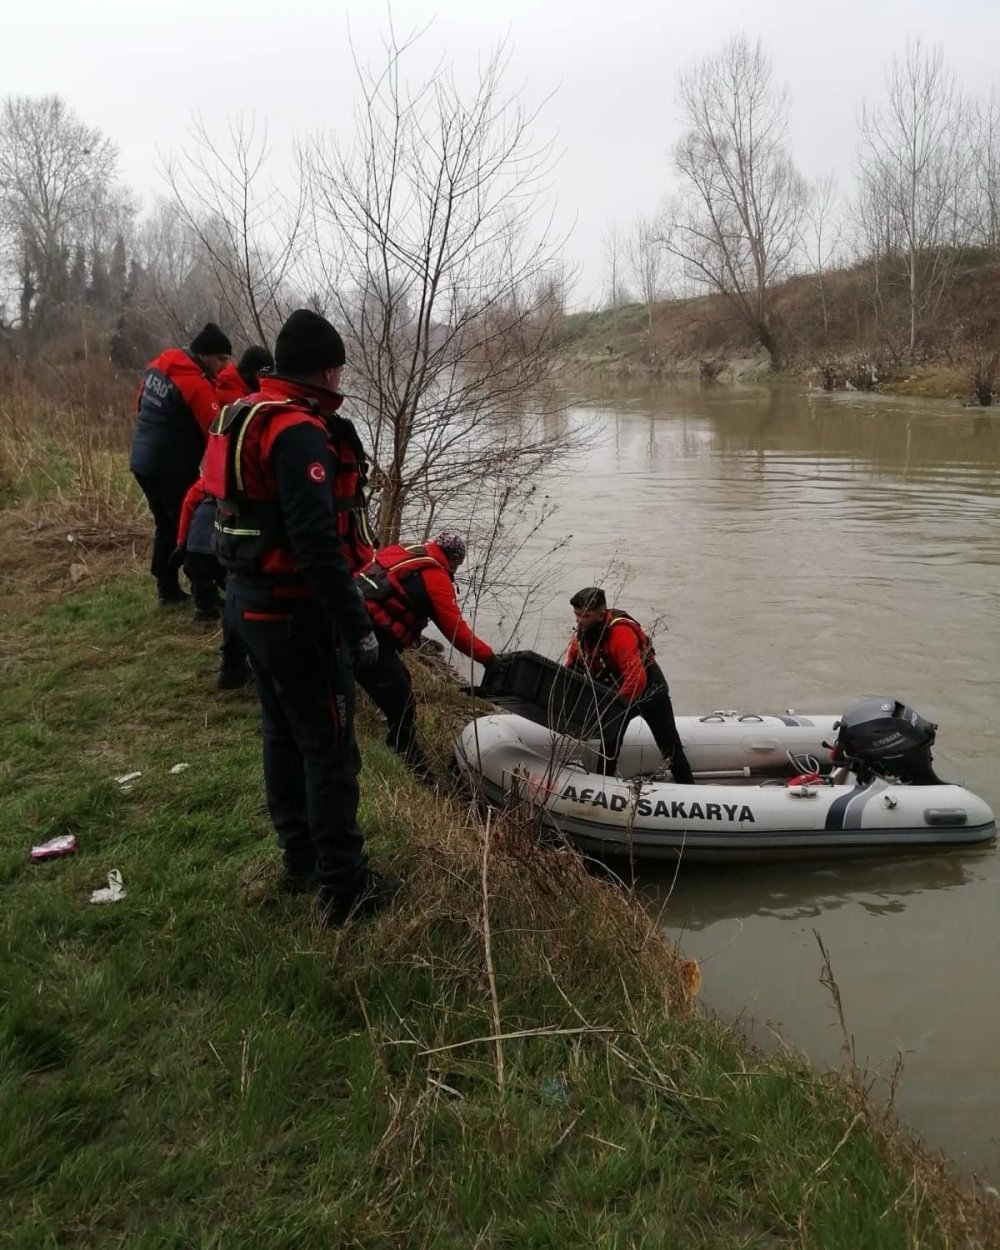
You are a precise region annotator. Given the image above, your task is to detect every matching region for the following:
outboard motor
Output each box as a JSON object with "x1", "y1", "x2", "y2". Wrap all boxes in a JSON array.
[{"x1": 832, "y1": 698, "x2": 942, "y2": 784}]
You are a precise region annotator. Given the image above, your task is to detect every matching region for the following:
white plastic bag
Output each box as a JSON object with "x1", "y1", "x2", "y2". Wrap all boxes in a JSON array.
[{"x1": 90, "y1": 870, "x2": 126, "y2": 904}]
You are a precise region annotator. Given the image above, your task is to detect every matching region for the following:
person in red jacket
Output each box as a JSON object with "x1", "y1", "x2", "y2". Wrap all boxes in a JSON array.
[
  {"x1": 204, "y1": 307, "x2": 392, "y2": 928},
  {"x1": 130, "y1": 322, "x2": 231, "y2": 604},
  {"x1": 356, "y1": 532, "x2": 499, "y2": 780},
  {"x1": 174, "y1": 344, "x2": 274, "y2": 656},
  {"x1": 564, "y1": 586, "x2": 695, "y2": 783},
  {"x1": 214, "y1": 344, "x2": 275, "y2": 403}
]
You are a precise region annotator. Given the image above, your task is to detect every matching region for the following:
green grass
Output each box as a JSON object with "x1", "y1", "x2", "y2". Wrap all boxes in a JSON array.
[{"x1": 2, "y1": 573, "x2": 996, "y2": 1247}]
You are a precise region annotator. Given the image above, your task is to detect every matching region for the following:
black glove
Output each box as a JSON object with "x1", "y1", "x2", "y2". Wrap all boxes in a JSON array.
[
  {"x1": 481, "y1": 654, "x2": 506, "y2": 682},
  {"x1": 167, "y1": 545, "x2": 186, "y2": 573},
  {"x1": 350, "y1": 631, "x2": 380, "y2": 670}
]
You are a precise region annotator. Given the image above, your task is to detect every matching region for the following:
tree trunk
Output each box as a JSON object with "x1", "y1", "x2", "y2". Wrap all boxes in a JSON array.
[
  {"x1": 756, "y1": 321, "x2": 783, "y2": 371},
  {"x1": 376, "y1": 472, "x2": 406, "y2": 546}
]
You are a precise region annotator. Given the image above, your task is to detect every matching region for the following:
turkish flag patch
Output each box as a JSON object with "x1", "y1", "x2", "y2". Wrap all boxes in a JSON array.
[{"x1": 307, "y1": 461, "x2": 327, "y2": 483}]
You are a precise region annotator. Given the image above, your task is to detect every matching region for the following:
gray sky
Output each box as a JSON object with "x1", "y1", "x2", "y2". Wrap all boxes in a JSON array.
[{"x1": 6, "y1": 0, "x2": 999, "y2": 305}]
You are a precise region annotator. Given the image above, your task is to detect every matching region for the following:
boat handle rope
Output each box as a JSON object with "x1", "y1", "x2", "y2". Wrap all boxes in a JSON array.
[{"x1": 698, "y1": 711, "x2": 766, "y2": 722}]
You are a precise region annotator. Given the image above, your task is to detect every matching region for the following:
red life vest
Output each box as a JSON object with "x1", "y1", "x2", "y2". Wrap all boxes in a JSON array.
[
  {"x1": 203, "y1": 392, "x2": 375, "y2": 581},
  {"x1": 573, "y1": 609, "x2": 656, "y2": 689},
  {"x1": 357, "y1": 544, "x2": 448, "y2": 648}
]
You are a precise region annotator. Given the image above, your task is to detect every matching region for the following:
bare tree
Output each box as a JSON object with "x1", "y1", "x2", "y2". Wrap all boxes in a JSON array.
[
  {"x1": 136, "y1": 199, "x2": 224, "y2": 341},
  {"x1": 969, "y1": 91, "x2": 1000, "y2": 254},
  {"x1": 0, "y1": 95, "x2": 119, "y2": 336},
  {"x1": 625, "y1": 216, "x2": 664, "y2": 364},
  {"x1": 305, "y1": 27, "x2": 580, "y2": 547},
  {"x1": 163, "y1": 116, "x2": 304, "y2": 345},
  {"x1": 858, "y1": 39, "x2": 968, "y2": 357},
  {"x1": 803, "y1": 172, "x2": 842, "y2": 341},
  {"x1": 602, "y1": 223, "x2": 627, "y2": 346},
  {"x1": 661, "y1": 36, "x2": 807, "y2": 370}
]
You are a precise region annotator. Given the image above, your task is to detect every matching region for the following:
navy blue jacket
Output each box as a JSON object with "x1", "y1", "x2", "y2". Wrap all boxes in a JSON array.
[{"x1": 129, "y1": 348, "x2": 221, "y2": 483}]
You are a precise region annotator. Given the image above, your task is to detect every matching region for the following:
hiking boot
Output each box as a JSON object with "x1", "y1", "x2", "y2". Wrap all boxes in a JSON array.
[
  {"x1": 317, "y1": 870, "x2": 401, "y2": 930},
  {"x1": 409, "y1": 761, "x2": 438, "y2": 787},
  {"x1": 217, "y1": 662, "x2": 253, "y2": 691},
  {"x1": 244, "y1": 867, "x2": 317, "y2": 905},
  {"x1": 282, "y1": 870, "x2": 318, "y2": 896},
  {"x1": 157, "y1": 583, "x2": 190, "y2": 606}
]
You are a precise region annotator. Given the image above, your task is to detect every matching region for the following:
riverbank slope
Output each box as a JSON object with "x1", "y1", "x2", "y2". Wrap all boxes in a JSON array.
[
  {"x1": 2, "y1": 447, "x2": 999, "y2": 1245},
  {"x1": 559, "y1": 254, "x2": 1000, "y2": 402}
]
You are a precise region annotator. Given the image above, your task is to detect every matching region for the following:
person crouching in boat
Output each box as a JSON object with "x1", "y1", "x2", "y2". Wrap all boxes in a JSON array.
[{"x1": 564, "y1": 587, "x2": 695, "y2": 784}]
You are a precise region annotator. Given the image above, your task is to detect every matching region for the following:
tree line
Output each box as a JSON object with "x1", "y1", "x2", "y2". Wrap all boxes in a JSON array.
[
  {"x1": 602, "y1": 35, "x2": 1000, "y2": 375},
  {"x1": 4, "y1": 29, "x2": 995, "y2": 488}
]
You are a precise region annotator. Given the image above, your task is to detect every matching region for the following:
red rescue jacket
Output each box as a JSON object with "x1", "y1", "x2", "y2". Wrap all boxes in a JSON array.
[
  {"x1": 203, "y1": 376, "x2": 376, "y2": 589},
  {"x1": 564, "y1": 609, "x2": 655, "y2": 701},
  {"x1": 177, "y1": 476, "x2": 209, "y2": 546},
  {"x1": 214, "y1": 361, "x2": 253, "y2": 404},
  {"x1": 358, "y1": 541, "x2": 495, "y2": 663}
]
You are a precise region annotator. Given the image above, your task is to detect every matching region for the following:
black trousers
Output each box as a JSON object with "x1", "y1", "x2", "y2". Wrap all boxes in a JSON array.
[
  {"x1": 233, "y1": 595, "x2": 367, "y2": 893},
  {"x1": 219, "y1": 581, "x2": 249, "y2": 674},
  {"x1": 601, "y1": 663, "x2": 695, "y2": 784},
  {"x1": 354, "y1": 644, "x2": 429, "y2": 774},
  {"x1": 133, "y1": 472, "x2": 192, "y2": 587},
  {"x1": 183, "y1": 551, "x2": 226, "y2": 614}
]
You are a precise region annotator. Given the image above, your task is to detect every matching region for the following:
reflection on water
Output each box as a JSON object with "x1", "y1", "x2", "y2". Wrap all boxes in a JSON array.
[
  {"x1": 649, "y1": 849, "x2": 986, "y2": 929},
  {"x1": 474, "y1": 381, "x2": 1000, "y2": 1180}
]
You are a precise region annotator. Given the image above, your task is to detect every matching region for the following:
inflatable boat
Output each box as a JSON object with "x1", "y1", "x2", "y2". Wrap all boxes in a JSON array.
[{"x1": 455, "y1": 690, "x2": 996, "y2": 861}]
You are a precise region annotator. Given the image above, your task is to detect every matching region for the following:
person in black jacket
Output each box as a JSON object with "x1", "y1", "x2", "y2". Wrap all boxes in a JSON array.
[
  {"x1": 205, "y1": 309, "x2": 396, "y2": 928},
  {"x1": 129, "y1": 322, "x2": 231, "y2": 604}
]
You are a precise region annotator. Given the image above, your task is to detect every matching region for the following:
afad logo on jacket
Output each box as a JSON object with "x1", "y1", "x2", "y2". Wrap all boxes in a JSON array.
[
  {"x1": 560, "y1": 784, "x2": 755, "y2": 823},
  {"x1": 307, "y1": 461, "x2": 327, "y2": 483}
]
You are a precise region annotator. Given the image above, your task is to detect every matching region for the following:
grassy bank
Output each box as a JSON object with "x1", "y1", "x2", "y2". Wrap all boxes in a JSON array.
[
  {"x1": 1, "y1": 562, "x2": 998, "y2": 1245},
  {"x1": 2, "y1": 385, "x2": 999, "y2": 1245}
]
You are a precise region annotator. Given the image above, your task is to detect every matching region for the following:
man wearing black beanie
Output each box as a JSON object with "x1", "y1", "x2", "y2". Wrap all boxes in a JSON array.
[
  {"x1": 204, "y1": 308, "x2": 396, "y2": 928},
  {"x1": 130, "y1": 321, "x2": 233, "y2": 605},
  {"x1": 215, "y1": 343, "x2": 274, "y2": 403}
]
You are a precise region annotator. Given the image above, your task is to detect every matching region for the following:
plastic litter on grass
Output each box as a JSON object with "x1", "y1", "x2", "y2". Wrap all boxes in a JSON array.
[
  {"x1": 30, "y1": 834, "x2": 78, "y2": 861},
  {"x1": 89, "y1": 870, "x2": 126, "y2": 904}
]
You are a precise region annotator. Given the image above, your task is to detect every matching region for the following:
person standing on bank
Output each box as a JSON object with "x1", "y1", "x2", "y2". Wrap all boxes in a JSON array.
[
  {"x1": 564, "y1": 587, "x2": 695, "y2": 784},
  {"x1": 173, "y1": 345, "x2": 275, "y2": 690},
  {"x1": 356, "y1": 531, "x2": 500, "y2": 781},
  {"x1": 214, "y1": 344, "x2": 275, "y2": 404},
  {"x1": 204, "y1": 308, "x2": 395, "y2": 927},
  {"x1": 130, "y1": 322, "x2": 231, "y2": 605}
]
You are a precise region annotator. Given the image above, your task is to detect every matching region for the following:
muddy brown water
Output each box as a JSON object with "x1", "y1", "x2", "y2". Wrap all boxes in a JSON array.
[{"x1": 470, "y1": 381, "x2": 1000, "y2": 1180}]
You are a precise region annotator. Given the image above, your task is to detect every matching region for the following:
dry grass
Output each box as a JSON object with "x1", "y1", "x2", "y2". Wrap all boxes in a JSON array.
[{"x1": 560, "y1": 253, "x2": 1000, "y2": 392}]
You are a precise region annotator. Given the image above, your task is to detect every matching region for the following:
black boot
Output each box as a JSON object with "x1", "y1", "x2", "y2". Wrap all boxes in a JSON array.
[
  {"x1": 282, "y1": 871, "x2": 318, "y2": 895},
  {"x1": 404, "y1": 745, "x2": 436, "y2": 786},
  {"x1": 217, "y1": 626, "x2": 251, "y2": 689},
  {"x1": 671, "y1": 750, "x2": 696, "y2": 786},
  {"x1": 157, "y1": 579, "x2": 189, "y2": 606},
  {"x1": 217, "y1": 659, "x2": 253, "y2": 691},
  {"x1": 317, "y1": 870, "x2": 401, "y2": 930}
]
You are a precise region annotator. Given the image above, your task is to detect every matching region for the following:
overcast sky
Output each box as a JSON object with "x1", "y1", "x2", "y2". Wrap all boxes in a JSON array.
[{"x1": 6, "y1": 0, "x2": 999, "y2": 306}]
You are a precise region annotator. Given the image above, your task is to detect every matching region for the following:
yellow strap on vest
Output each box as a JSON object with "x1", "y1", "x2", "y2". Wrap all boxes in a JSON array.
[{"x1": 230, "y1": 400, "x2": 299, "y2": 495}]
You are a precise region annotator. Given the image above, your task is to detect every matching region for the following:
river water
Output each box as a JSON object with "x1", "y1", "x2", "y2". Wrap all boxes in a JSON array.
[{"x1": 477, "y1": 381, "x2": 1000, "y2": 1180}]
